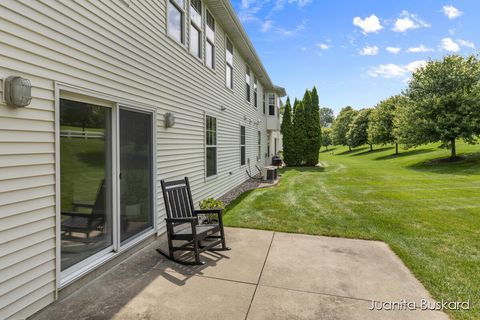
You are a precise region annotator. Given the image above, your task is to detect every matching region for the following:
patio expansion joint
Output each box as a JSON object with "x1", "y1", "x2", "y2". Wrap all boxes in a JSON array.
[{"x1": 244, "y1": 230, "x2": 276, "y2": 320}]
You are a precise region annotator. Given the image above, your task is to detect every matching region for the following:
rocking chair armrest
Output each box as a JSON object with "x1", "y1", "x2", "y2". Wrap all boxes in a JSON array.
[
  {"x1": 61, "y1": 211, "x2": 93, "y2": 218},
  {"x1": 193, "y1": 209, "x2": 223, "y2": 215},
  {"x1": 165, "y1": 217, "x2": 198, "y2": 224}
]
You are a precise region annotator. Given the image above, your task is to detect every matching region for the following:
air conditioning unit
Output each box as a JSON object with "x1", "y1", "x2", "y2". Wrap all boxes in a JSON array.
[{"x1": 262, "y1": 166, "x2": 277, "y2": 181}]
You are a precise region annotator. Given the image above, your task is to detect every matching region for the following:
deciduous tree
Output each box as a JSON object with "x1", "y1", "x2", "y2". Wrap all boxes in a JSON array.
[
  {"x1": 368, "y1": 95, "x2": 401, "y2": 154},
  {"x1": 332, "y1": 106, "x2": 358, "y2": 150},
  {"x1": 321, "y1": 127, "x2": 332, "y2": 150},
  {"x1": 395, "y1": 55, "x2": 480, "y2": 158},
  {"x1": 347, "y1": 108, "x2": 373, "y2": 150},
  {"x1": 319, "y1": 107, "x2": 335, "y2": 127}
]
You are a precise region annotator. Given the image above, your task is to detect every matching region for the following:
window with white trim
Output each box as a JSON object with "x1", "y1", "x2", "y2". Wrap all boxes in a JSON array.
[
  {"x1": 167, "y1": 0, "x2": 185, "y2": 44},
  {"x1": 206, "y1": 115, "x2": 217, "y2": 177},
  {"x1": 269, "y1": 93, "x2": 275, "y2": 116},
  {"x1": 189, "y1": 0, "x2": 202, "y2": 58},
  {"x1": 253, "y1": 76, "x2": 258, "y2": 108},
  {"x1": 226, "y1": 38, "x2": 233, "y2": 89},
  {"x1": 240, "y1": 126, "x2": 246, "y2": 166},
  {"x1": 205, "y1": 10, "x2": 215, "y2": 69},
  {"x1": 246, "y1": 66, "x2": 251, "y2": 102},
  {"x1": 263, "y1": 91, "x2": 266, "y2": 114}
]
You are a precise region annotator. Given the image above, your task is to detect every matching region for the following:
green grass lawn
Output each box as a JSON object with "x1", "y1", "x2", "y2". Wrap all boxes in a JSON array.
[{"x1": 224, "y1": 142, "x2": 480, "y2": 320}]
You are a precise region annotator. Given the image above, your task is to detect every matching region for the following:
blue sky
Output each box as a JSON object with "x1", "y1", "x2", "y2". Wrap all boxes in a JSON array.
[{"x1": 231, "y1": 0, "x2": 479, "y2": 114}]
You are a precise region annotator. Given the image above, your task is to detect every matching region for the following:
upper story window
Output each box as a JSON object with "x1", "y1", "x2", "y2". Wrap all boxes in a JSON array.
[
  {"x1": 253, "y1": 76, "x2": 258, "y2": 108},
  {"x1": 263, "y1": 91, "x2": 266, "y2": 114},
  {"x1": 240, "y1": 125, "x2": 246, "y2": 165},
  {"x1": 269, "y1": 93, "x2": 275, "y2": 116},
  {"x1": 246, "y1": 66, "x2": 251, "y2": 102},
  {"x1": 205, "y1": 10, "x2": 215, "y2": 69},
  {"x1": 189, "y1": 0, "x2": 202, "y2": 59},
  {"x1": 206, "y1": 115, "x2": 217, "y2": 177},
  {"x1": 167, "y1": 0, "x2": 185, "y2": 44},
  {"x1": 225, "y1": 38, "x2": 234, "y2": 89}
]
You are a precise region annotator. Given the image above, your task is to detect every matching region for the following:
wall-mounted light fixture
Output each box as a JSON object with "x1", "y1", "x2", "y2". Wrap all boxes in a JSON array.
[
  {"x1": 4, "y1": 76, "x2": 32, "y2": 108},
  {"x1": 220, "y1": 105, "x2": 227, "y2": 111},
  {"x1": 164, "y1": 112, "x2": 175, "y2": 128}
]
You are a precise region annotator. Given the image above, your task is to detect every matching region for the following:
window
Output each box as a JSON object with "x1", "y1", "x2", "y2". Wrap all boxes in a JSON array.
[
  {"x1": 253, "y1": 76, "x2": 258, "y2": 108},
  {"x1": 257, "y1": 131, "x2": 261, "y2": 160},
  {"x1": 226, "y1": 38, "x2": 233, "y2": 89},
  {"x1": 246, "y1": 66, "x2": 251, "y2": 102},
  {"x1": 189, "y1": 0, "x2": 202, "y2": 58},
  {"x1": 206, "y1": 9, "x2": 215, "y2": 31},
  {"x1": 269, "y1": 93, "x2": 275, "y2": 116},
  {"x1": 167, "y1": 0, "x2": 184, "y2": 44},
  {"x1": 206, "y1": 115, "x2": 217, "y2": 177},
  {"x1": 240, "y1": 126, "x2": 246, "y2": 165},
  {"x1": 263, "y1": 92, "x2": 266, "y2": 114},
  {"x1": 189, "y1": 24, "x2": 201, "y2": 58},
  {"x1": 206, "y1": 41, "x2": 214, "y2": 69},
  {"x1": 206, "y1": 10, "x2": 215, "y2": 69}
]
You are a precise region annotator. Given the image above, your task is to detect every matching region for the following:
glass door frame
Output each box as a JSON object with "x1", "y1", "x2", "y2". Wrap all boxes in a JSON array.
[
  {"x1": 116, "y1": 105, "x2": 156, "y2": 248},
  {"x1": 55, "y1": 84, "x2": 157, "y2": 289}
]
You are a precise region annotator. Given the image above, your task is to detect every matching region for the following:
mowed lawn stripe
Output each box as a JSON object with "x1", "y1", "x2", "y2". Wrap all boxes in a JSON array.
[{"x1": 224, "y1": 142, "x2": 480, "y2": 320}]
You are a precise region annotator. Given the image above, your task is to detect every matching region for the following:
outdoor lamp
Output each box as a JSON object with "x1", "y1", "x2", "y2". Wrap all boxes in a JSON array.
[
  {"x1": 4, "y1": 75, "x2": 32, "y2": 108},
  {"x1": 164, "y1": 112, "x2": 175, "y2": 128}
]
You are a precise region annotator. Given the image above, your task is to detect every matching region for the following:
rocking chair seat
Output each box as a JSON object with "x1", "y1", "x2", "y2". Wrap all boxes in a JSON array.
[{"x1": 173, "y1": 224, "x2": 220, "y2": 240}]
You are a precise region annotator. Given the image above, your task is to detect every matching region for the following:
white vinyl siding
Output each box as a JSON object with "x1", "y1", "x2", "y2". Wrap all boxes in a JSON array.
[{"x1": 0, "y1": 1, "x2": 274, "y2": 318}]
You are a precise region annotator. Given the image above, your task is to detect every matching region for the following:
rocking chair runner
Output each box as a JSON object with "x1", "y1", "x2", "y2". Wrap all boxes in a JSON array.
[{"x1": 158, "y1": 177, "x2": 230, "y2": 265}]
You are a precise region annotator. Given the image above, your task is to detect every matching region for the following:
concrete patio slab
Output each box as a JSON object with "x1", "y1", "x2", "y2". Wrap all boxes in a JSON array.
[
  {"x1": 112, "y1": 273, "x2": 255, "y2": 320},
  {"x1": 247, "y1": 285, "x2": 449, "y2": 320},
  {"x1": 154, "y1": 227, "x2": 274, "y2": 284},
  {"x1": 260, "y1": 232, "x2": 437, "y2": 304},
  {"x1": 31, "y1": 228, "x2": 450, "y2": 320}
]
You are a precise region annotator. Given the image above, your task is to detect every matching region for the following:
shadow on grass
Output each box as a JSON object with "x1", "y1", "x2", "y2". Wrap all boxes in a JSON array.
[
  {"x1": 408, "y1": 152, "x2": 480, "y2": 175},
  {"x1": 278, "y1": 166, "x2": 326, "y2": 174},
  {"x1": 374, "y1": 148, "x2": 434, "y2": 161},
  {"x1": 336, "y1": 147, "x2": 368, "y2": 156},
  {"x1": 224, "y1": 189, "x2": 256, "y2": 214},
  {"x1": 320, "y1": 147, "x2": 337, "y2": 153},
  {"x1": 351, "y1": 146, "x2": 393, "y2": 157},
  {"x1": 77, "y1": 150, "x2": 104, "y2": 167}
]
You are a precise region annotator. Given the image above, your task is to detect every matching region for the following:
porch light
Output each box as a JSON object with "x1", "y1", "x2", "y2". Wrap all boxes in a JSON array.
[
  {"x1": 4, "y1": 75, "x2": 32, "y2": 108},
  {"x1": 164, "y1": 112, "x2": 175, "y2": 128}
]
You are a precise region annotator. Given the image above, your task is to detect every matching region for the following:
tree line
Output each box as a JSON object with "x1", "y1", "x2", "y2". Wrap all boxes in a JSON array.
[
  {"x1": 327, "y1": 54, "x2": 480, "y2": 159},
  {"x1": 281, "y1": 87, "x2": 322, "y2": 166}
]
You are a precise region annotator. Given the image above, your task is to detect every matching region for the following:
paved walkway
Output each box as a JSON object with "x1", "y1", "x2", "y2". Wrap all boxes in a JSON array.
[{"x1": 33, "y1": 228, "x2": 449, "y2": 320}]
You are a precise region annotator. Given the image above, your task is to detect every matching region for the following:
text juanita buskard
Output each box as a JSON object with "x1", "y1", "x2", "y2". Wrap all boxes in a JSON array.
[{"x1": 369, "y1": 299, "x2": 470, "y2": 311}]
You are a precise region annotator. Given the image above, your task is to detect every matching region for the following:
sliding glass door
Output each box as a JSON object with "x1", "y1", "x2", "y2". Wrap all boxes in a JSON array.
[
  {"x1": 60, "y1": 98, "x2": 154, "y2": 275},
  {"x1": 60, "y1": 99, "x2": 113, "y2": 271},
  {"x1": 119, "y1": 109, "x2": 154, "y2": 243}
]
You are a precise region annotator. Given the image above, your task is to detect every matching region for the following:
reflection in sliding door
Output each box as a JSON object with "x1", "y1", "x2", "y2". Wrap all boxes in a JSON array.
[
  {"x1": 119, "y1": 109, "x2": 153, "y2": 243},
  {"x1": 60, "y1": 99, "x2": 113, "y2": 271}
]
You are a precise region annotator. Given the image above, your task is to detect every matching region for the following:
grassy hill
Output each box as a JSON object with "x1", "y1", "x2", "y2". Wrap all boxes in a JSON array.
[{"x1": 224, "y1": 142, "x2": 480, "y2": 320}]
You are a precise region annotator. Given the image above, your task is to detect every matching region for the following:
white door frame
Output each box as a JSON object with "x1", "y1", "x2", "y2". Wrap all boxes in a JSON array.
[{"x1": 54, "y1": 83, "x2": 158, "y2": 291}]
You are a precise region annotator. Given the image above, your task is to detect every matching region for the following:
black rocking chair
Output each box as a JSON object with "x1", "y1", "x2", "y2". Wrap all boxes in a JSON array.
[{"x1": 157, "y1": 177, "x2": 230, "y2": 265}]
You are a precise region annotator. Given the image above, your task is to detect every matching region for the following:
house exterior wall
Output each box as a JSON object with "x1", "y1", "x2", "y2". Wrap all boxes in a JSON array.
[{"x1": 0, "y1": 1, "x2": 283, "y2": 319}]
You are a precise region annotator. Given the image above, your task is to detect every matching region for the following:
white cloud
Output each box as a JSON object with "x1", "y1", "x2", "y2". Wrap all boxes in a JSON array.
[
  {"x1": 407, "y1": 45, "x2": 433, "y2": 53},
  {"x1": 457, "y1": 39, "x2": 475, "y2": 48},
  {"x1": 392, "y1": 10, "x2": 430, "y2": 32},
  {"x1": 353, "y1": 14, "x2": 383, "y2": 34},
  {"x1": 442, "y1": 5, "x2": 463, "y2": 19},
  {"x1": 359, "y1": 45, "x2": 379, "y2": 56},
  {"x1": 369, "y1": 60, "x2": 426, "y2": 78},
  {"x1": 274, "y1": 0, "x2": 312, "y2": 10},
  {"x1": 317, "y1": 43, "x2": 330, "y2": 50},
  {"x1": 261, "y1": 20, "x2": 273, "y2": 32},
  {"x1": 386, "y1": 47, "x2": 401, "y2": 54},
  {"x1": 277, "y1": 19, "x2": 308, "y2": 36},
  {"x1": 405, "y1": 60, "x2": 427, "y2": 72},
  {"x1": 440, "y1": 37, "x2": 460, "y2": 52},
  {"x1": 289, "y1": 0, "x2": 312, "y2": 7}
]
